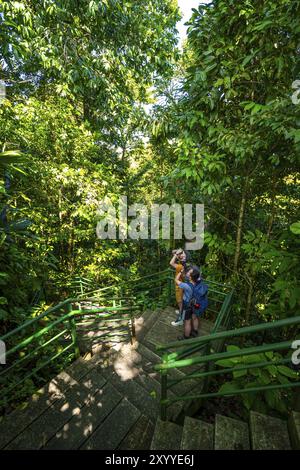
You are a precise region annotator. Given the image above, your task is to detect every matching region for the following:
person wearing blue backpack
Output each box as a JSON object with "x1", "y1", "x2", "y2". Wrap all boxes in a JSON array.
[{"x1": 175, "y1": 265, "x2": 208, "y2": 340}]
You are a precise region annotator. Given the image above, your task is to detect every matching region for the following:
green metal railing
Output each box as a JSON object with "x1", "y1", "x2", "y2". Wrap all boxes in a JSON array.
[
  {"x1": 75, "y1": 270, "x2": 173, "y2": 300},
  {"x1": 0, "y1": 269, "x2": 173, "y2": 412},
  {"x1": 155, "y1": 313, "x2": 300, "y2": 420},
  {"x1": 67, "y1": 276, "x2": 97, "y2": 296},
  {"x1": 0, "y1": 301, "x2": 136, "y2": 409},
  {"x1": 0, "y1": 269, "x2": 236, "y2": 414}
]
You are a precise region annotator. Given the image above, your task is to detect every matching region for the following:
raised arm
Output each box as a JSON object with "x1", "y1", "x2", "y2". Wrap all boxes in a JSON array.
[
  {"x1": 170, "y1": 252, "x2": 178, "y2": 269},
  {"x1": 175, "y1": 269, "x2": 184, "y2": 286},
  {"x1": 170, "y1": 248, "x2": 182, "y2": 269}
]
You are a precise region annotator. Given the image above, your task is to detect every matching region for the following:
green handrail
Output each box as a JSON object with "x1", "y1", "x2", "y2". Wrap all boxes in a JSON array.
[
  {"x1": 76, "y1": 269, "x2": 171, "y2": 299},
  {"x1": 0, "y1": 304, "x2": 137, "y2": 398},
  {"x1": 156, "y1": 314, "x2": 300, "y2": 355},
  {"x1": 0, "y1": 297, "x2": 133, "y2": 342},
  {"x1": 156, "y1": 339, "x2": 295, "y2": 371},
  {"x1": 161, "y1": 381, "x2": 300, "y2": 405},
  {"x1": 166, "y1": 357, "x2": 292, "y2": 388},
  {"x1": 0, "y1": 268, "x2": 233, "y2": 414},
  {"x1": 5, "y1": 306, "x2": 136, "y2": 358},
  {"x1": 0, "y1": 269, "x2": 173, "y2": 411},
  {"x1": 156, "y1": 313, "x2": 300, "y2": 419}
]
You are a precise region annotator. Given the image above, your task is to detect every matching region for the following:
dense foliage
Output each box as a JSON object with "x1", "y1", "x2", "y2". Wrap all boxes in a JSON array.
[
  {"x1": 151, "y1": 0, "x2": 300, "y2": 414},
  {"x1": 0, "y1": 0, "x2": 180, "y2": 331},
  {"x1": 153, "y1": 0, "x2": 300, "y2": 325}
]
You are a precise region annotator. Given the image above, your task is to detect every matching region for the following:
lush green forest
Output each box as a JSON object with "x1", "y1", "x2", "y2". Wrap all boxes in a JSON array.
[{"x1": 0, "y1": 0, "x2": 300, "y2": 417}]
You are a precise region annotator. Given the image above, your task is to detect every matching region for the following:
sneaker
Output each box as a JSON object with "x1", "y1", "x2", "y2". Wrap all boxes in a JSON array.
[
  {"x1": 190, "y1": 329, "x2": 199, "y2": 338},
  {"x1": 171, "y1": 317, "x2": 184, "y2": 327}
]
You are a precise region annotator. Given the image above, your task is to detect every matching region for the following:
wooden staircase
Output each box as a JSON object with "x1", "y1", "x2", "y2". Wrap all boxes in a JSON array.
[
  {"x1": 0, "y1": 305, "x2": 298, "y2": 450},
  {"x1": 151, "y1": 410, "x2": 300, "y2": 450}
]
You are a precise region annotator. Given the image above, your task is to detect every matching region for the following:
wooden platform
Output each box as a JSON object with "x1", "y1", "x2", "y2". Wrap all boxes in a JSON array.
[{"x1": 143, "y1": 306, "x2": 213, "y2": 347}]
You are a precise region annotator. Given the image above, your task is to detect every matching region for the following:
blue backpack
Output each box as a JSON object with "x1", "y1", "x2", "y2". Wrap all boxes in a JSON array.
[{"x1": 190, "y1": 280, "x2": 208, "y2": 315}]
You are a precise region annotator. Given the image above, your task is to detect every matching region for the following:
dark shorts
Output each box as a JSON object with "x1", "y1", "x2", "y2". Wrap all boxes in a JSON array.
[{"x1": 184, "y1": 307, "x2": 204, "y2": 321}]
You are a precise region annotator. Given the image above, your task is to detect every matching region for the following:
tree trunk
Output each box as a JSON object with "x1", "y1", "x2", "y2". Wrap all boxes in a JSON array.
[
  {"x1": 68, "y1": 223, "x2": 75, "y2": 273},
  {"x1": 83, "y1": 99, "x2": 90, "y2": 121},
  {"x1": 245, "y1": 278, "x2": 254, "y2": 324},
  {"x1": 233, "y1": 177, "x2": 249, "y2": 273},
  {"x1": 223, "y1": 209, "x2": 229, "y2": 235},
  {"x1": 266, "y1": 181, "x2": 278, "y2": 241},
  {"x1": 58, "y1": 187, "x2": 64, "y2": 264}
]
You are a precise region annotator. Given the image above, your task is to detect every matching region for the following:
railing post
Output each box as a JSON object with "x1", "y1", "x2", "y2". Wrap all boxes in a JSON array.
[
  {"x1": 67, "y1": 303, "x2": 80, "y2": 358},
  {"x1": 129, "y1": 302, "x2": 136, "y2": 344},
  {"x1": 202, "y1": 341, "x2": 213, "y2": 394},
  {"x1": 160, "y1": 352, "x2": 169, "y2": 421},
  {"x1": 160, "y1": 369, "x2": 168, "y2": 421},
  {"x1": 292, "y1": 388, "x2": 300, "y2": 411},
  {"x1": 168, "y1": 276, "x2": 172, "y2": 306}
]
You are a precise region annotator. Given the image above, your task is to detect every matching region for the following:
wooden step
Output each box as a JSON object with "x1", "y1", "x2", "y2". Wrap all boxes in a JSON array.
[
  {"x1": 81, "y1": 398, "x2": 141, "y2": 450},
  {"x1": 0, "y1": 353, "x2": 103, "y2": 449},
  {"x1": 131, "y1": 344, "x2": 187, "y2": 422},
  {"x1": 137, "y1": 342, "x2": 184, "y2": 383},
  {"x1": 136, "y1": 341, "x2": 205, "y2": 423},
  {"x1": 181, "y1": 417, "x2": 214, "y2": 450},
  {"x1": 137, "y1": 342, "x2": 202, "y2": 397},
  {"x1": 44, "y1": 382, "x2": 123, "y2": 449},
  {"x1": 157, "y1": 307, "x2": 180, "y2": 327},
  {"x1": 150, "y1": 419, "x2": 183, "y2": 450},
  {"x1": 118, "y1": 414, "x2": 155, "y2": 450},
  {"x1": 288, "y1": 411, "x2": 300, "y2": 450},
  {"x1": 145, "y1": 319, "x2": 182, "y2": 349},
  {"x1": 97, "y1": 363, "x2": 159, "y2": 423},
  {"x1": 87, "y1": 340, "x2": 186, "y2": 424},
  {"x1": 136, "y1": 341, "x2": 162, "y2": 365},
  {"x1": 250, "y1": 411, "x2": 291, "y2": 450},
  {"x1": 5, "y1": 367, "x2": 107, "y2": 449},
  {"x1": 136, "y1": 341, "x2": 204, "y2": 419},
  {"x1": 135, "y1": 308, "x2": 162, "y2": 342},
  {"x1": 215, "y1": 414, "x2": 250, "y2": 450}
]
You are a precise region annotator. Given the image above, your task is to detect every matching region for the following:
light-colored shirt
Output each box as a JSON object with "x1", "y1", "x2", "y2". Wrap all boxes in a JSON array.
[{"x1": 178, "y1": 282, "x2": 193, "y2": 305}]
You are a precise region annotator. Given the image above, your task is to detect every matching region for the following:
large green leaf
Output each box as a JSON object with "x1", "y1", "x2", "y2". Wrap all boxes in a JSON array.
[
  {"x1": 290, "y1": 222, "x2": 300, "y2": 235},
  {"x1": 218, "y1": 382, "x2": 240, "y2": 394},
  {"x1": 0, "y1": 150, "x2": 26, "y2": 166},
  {"x1": 277, "y1": 366, "x2": 298, "y2": 379}
]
